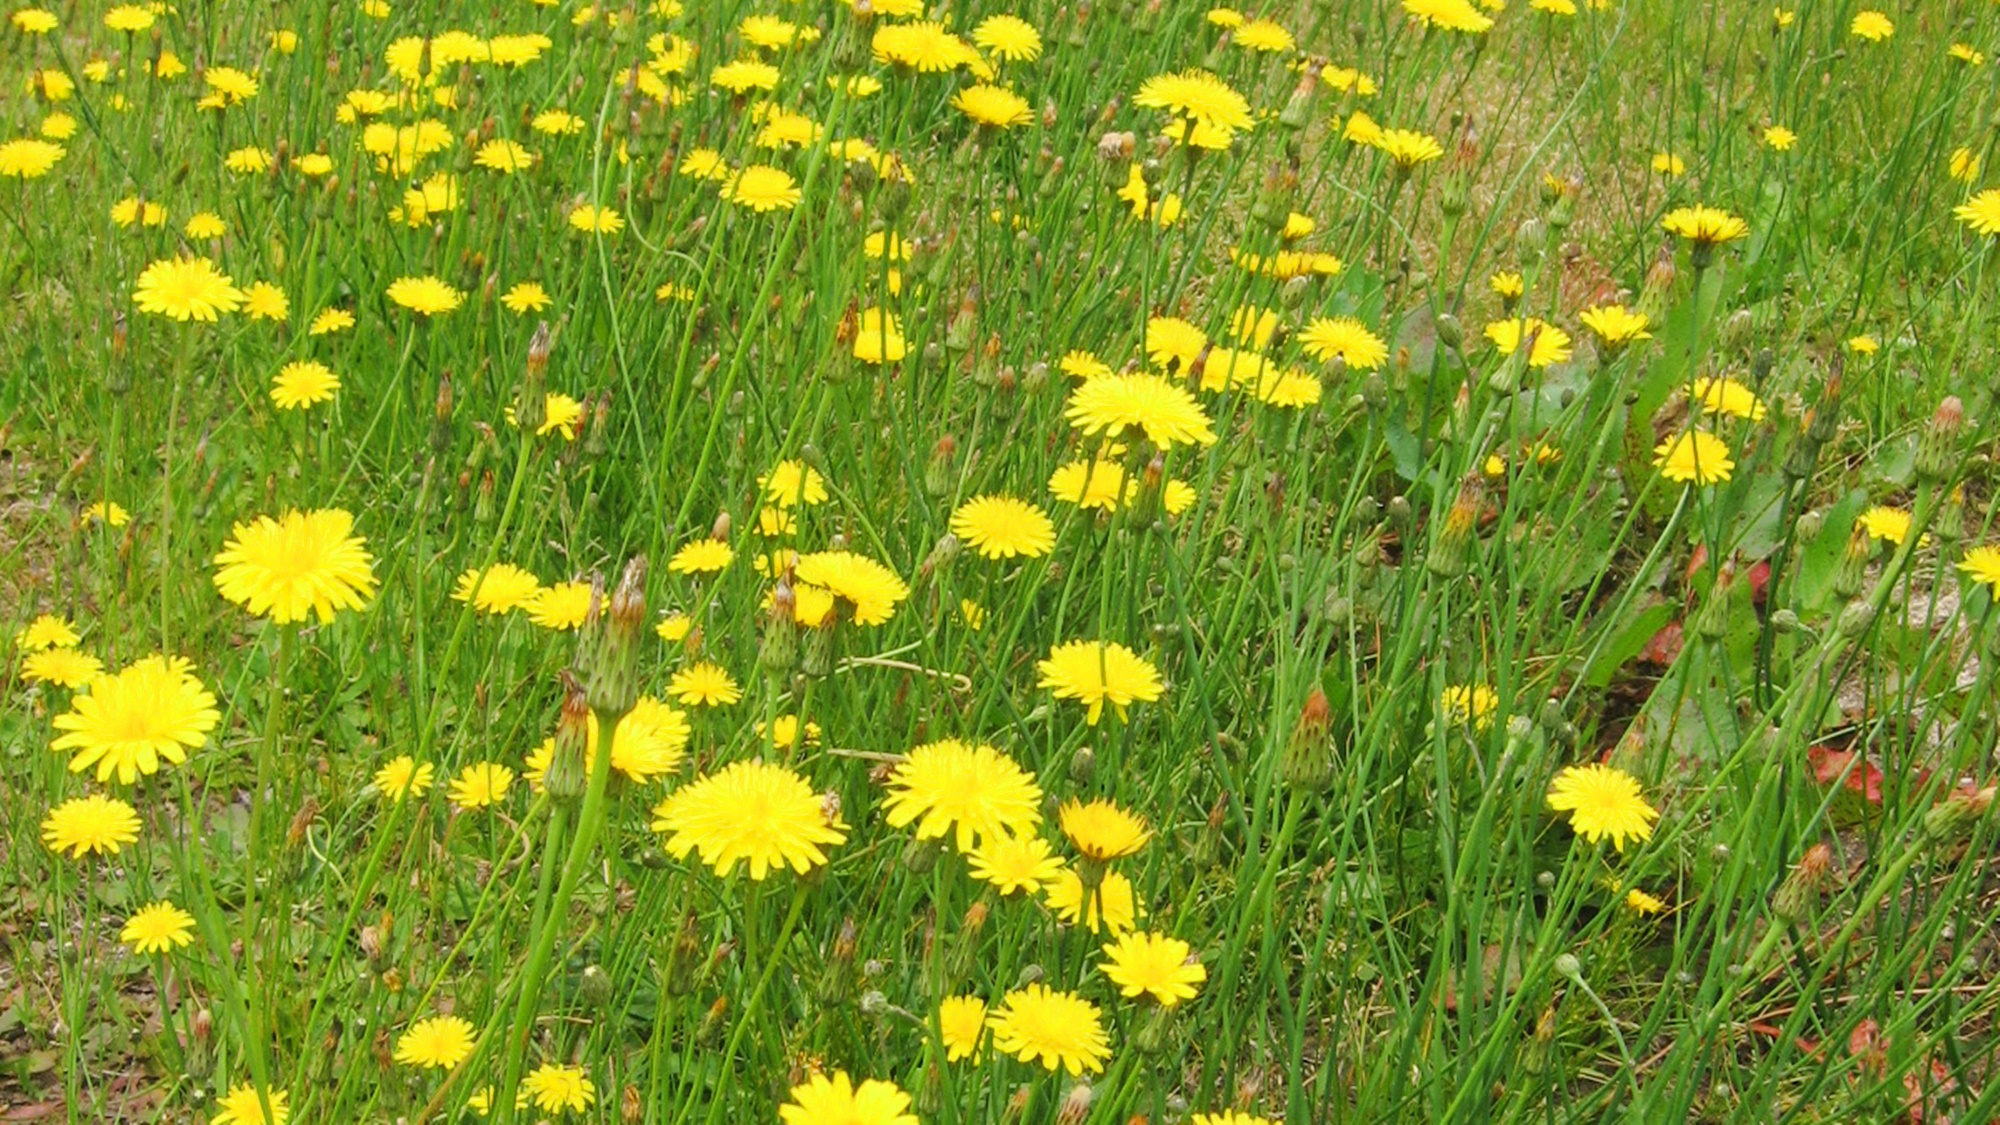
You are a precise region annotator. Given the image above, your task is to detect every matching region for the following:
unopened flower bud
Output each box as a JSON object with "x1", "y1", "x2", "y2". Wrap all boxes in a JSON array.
[
  {"x1": 1771, "y1": 842, "x2": 1832, "y2": 923},
  {"x1": 1915, "y1": 396, "x2": 1964, "y2": 483},
  {"x1": 544, "y1": 673, "x2": 591, "y2": 800},
  {"x1": 1833, "y1": 525, "x2": 1871, "y2": 600},
  {"x1": 1067, "y1": 746, "x2": 1095, "y2": 786},
  {"x1": 1836, "y1": 599, "x2": 1876, "y2": 638},
  {"x1": 517, "y1": 322, "x2": 552, "y2": 433},
  {"x1": 1923, "y1": 785, "x2": 1995, "y2": 845},
  {"x1": 1427, "y1": 475, "x2": 1484, "y2": 578},
  {"x1": 1282, "y1": 688, "x2": 1335, "y2": 793},
  {"x1": 925, "y1": 435, "x2": 957, "y2": 497},
  {"x1": 430, "y1": 375, "x2": 455, "y2": 454}
]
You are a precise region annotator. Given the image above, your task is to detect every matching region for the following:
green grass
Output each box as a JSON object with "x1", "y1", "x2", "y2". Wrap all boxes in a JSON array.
[{"x1": 4, "y1": 0, "x2": 2000, "y2": 1122}]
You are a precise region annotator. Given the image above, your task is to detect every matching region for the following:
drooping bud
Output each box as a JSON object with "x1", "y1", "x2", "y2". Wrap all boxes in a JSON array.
[
  {"x1": 1923, "y1": 785, "x2": 1995, "y2": 846},
  {"x1": 1770, "y1": 842, "x2": 1833, "y2": 923}
]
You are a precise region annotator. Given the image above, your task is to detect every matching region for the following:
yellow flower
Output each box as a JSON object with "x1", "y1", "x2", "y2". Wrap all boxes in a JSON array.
[
  {"x1": 1234, "y1": 17, "x2": 1295, "y2": 50},
  {"x1": 448, "y1": 762, "x2": 515, "y2": 810},
  {"x1": 1300, "y1": 316, "x2": 1388, "y2": 370},
  {"x1": 1625, "y1": 887, "x2": 1668, "y2": 916},
  {"x1": 1847, "y1": 334, "x2": 1879, "y2": 356},
  {"x1": 213, "y1": 509, "x2": 377, "y2": 624},
  {"x1": 1038, "y1": 640, "x2": 1164, "y2": 725},
  {"x1": 476, "y1": 139, "x2": 536, "y2": 173},
  {"x1": 395, "y1": 1015, "x2": 475, "y2": 1070},
  {"x1": 759, "y1": 460, "x2": 828, "y2": 508},
  {"x1": 1954, "y1": 190, "x2": 2000, "y2": 236},
  {"x1": 779, "y1": 1071, "x2": 916, "y2": 1125},
  {"x1": 794, "y1": 550, "x2": 910, "y2": 626},
  {"x1": 1652, "y1": 430, "x2": 1735, "y2": 485},
  {"x1": 15, "y1": 613, "x2": 79, "y2": 650},
  {"x1": 522, "y1": 1063, "x2": 595, "y2": 1114},
  {"x1": 241, "y1": 282, "x2": 288, "y2": 321},
  {"x1": 23, "y1": 648, "x2": 100, "y2": 688},
  {"x1": 501, "y1": 281, "x2": 551, "y2": 313},
  {"x1": 309, "y1": 308, "x2": 356, "y2": 335},
  {"x1": 1402, "y1": 0, "x2": 1493, "y2": 32},
  {"x1": 525, "y1": 581, "x2": 598, "y2": 630},
  {"x1": 11, "y1": 8, "x2": 57, "y2": 33},
  {"x1": 1857, "y1": 506, "x2": 1915, "y2": 546},
  {"x1": 1099, "y1": 930, "x2": 1205, "y2": 1007},
  {"x1": 1439, "y1": 684, "x2": 1499, "y2": 732},
  {"x1": 373, "y1": 755, "x2": 434, "y2": 801},
  {"x1": 271, "y1": 361, "x2": 339, "y2": 410},
  {"x1": 1688, "y1": 376, "x2": 1766, "y2": 421},
  {"x1": 1133, "y1": 69, "x2": 1254, "y2": 135},
  {"x1": 386, "y1": 275, "x2": 464, "y2": 315},
  {"x1": 967, "y1": 832, "x2": 1066, "y2": 895},
  {"x1": 1577, "y1": 305, "x2": 1652, "y2": 349},
  {"x1": 1661, "y1": 205, "x2": 1749, "y2": 246},
  {"x1": 973, "y1": 14, "x2": 1041, "y2": 61},
  {"x1": 52, "y1": 655, "x2": 219, "y2": 784},
  {"x1": 852, "y1": 307, "x2": 908, "y2": 364},
  {"x1": 1045, "y1": 867, "x2": 1140, "y2": 934},
  {"x1": 1059, "y1": 797, "x2": 1151, "y2": 860},
  {"x1": 650, "y1": 759, "x2": 848, "y2": 880},
  {"x1": 525, "y1": 700, "x2": 690, "y2": 788},
  {"x1": 724, "y1": 165, "x2": 801, "y2": 212},
  {"x1": 83, "y1": 501, "x2": 130, "y2": 527},
  {"x1": 1489, "y1": 271, "x2": 1525, "y2": 300},
  {"x1": 1850, "y1": 10, "x2": 1892, "y2": 41},
  {"x1": 133, "y1": 256, "x2": 245, "y2": 322},
  {"x1": 1547, "y1": 762, "x2": 1659, "y2": 852},
  {"x1": 949, "y1": 495, "x2": 1057, "y2": 560},
  {"x1": 42, "y1": 793, "x2": 142, "y2": 858},
  {"x1": 209, "y1": 1085, "x2": 288, "y2": 1125},
  {"x1": 1763, "y1": 125, "x2": 1796, "y2": 151},
  {"x1": 184, "y1": 211, "x2": 227, "y2": 240},
  {"x1": 1375, "y1": 128, "x2": 1444, "y2": 168},
  {"x1": 568, "y1": 204, "x2": 624, "y2": 234},
  {"x1": 1950, "y1": 43, "x2": 1985, "y2": 66},
  {"x1": 1651, "y1": 152, "x2": 1686, "y2": 177},
  {"x1": 882, "y1": 739, "x2": 1043, "y2": 852},
  {"x1": 669, "y1": 538, "x2": 735, "y2": 575},
  {"x1": 655, "y1": 612, "x2": 693, "y2": 641},
  {"x1": 938, "y1": 996, "x2": 989, "y2": 1062},
  {"x1": 1957, "y1": 545, "x2": 2000, "y2": 593},
  {"x1": 669, "y1": 661, "x2": 742, "y2": 707},
  {"x1": 1482, "y1": 318, "x2": 1573, "y2": 368},
  {"x1": 1065, "y1": 373, "x2": 1217, "y2": 449},
  {"x1": 953, "y1": 83, "x2": 1033, "y2": 129},
  {"x1": 986, "y1": 984, "x2": 1112, "y2": 1076},
  {"x1": 119, "y1": 901, "x2": 196, "y2": 954},
  {"x1": 203, "y1": 66, "x2": 258, "y2": 103},
  {"x1": 451, "y1": 563, "x2": 542, "y2": 614}
]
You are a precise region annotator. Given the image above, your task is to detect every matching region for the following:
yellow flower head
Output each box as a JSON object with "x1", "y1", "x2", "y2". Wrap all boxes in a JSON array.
[
  {"x1": 650, "y1": 759, "x2": 848, "y2": 880},
  {"x1": 52, "y1": 655, "x2": 219, "y2": 784},
  {"x1": 42, "y1": 793, "x2": 142, "y2": 858},
  {"x1": 1547, "y1": 762, "x2": 1659, "y2": 852},
  {"x1": 395, "y1": 1015, "x2": 475, "y2": 1070},
  {"x1": 1099, "y1": 930, "x2": 1206, "y2": 1007},
  {"x1": 1058, "y1": 797, "x2": 1151, "y2": 861},
  {"x1": 882, "y1": 739, "x2": 1043, "y2": 852},
  {"x1": 1652, "y1": 430, "x2": 1735, "y2": 485},
  {"x1": 120, "y1": 901, "x2": 196, "y2": 954},
  {"x1": 949, "y1": 495, "x2": 1057, "y2": 560},
  {"x1": 1038, "y1": 640, "x2": 1164, "y2": 724},
  {"x1": 213, "y1": 509, "x2": 377, "y2": 624},
  {"x1": 986, "y1": 984, "x2": 1113, "y2": 1076},
  {"x1": 779, "y1": 1071, "x2": 916, "y2": 1125}
]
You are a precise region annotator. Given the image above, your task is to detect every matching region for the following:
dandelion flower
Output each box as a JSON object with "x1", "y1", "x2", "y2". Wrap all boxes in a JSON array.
[
  {"x1": 1045, "y1": 868, "x2": 1140, "y2": 934},
  {"x1": 184, "y1": 212, "x2": 227, "y2": 239},
  {"x1": 1763, "y1": 125, "x2": 1796, "y2": 151},
  {"x1": 395, "y1": 1016, "x2": 475, "y2": 1070},
  {"x1": 1578, "y1": 305, "x2": 1652, "y2": 349},
  {"x1": 1661, "y1": 205, "x2": 1749, "y2": 247},
  {"x1": 213, "y1": 509, "x2": 376, "y2": 624},
  {"x1": 1954, "y1": 190, "x2": 2000, "y2": 237},
  {"x1": 449, "y1": 762, "x2": 514, "y2": 810},
  {"x1": 760, "y1": 460, "x2": 828, "y2": 508},
  {"x1": 1099, "y1": 930, "x2": 1205, "y2": 1006},
  {"x1": 852, "y1": 307, "x2": 908, "y2": 364},
  {"x1": 42, "y1": 794, "x2": 142, "y2": 858},
  {"x1": 794, "y1": 550, "x2": 910, "y2": 625},
  {"x1": 1483, "y1": 318, "x2": 1573, "y2": 368},
  {"x1": 1299, "y1": 316, "x2": 1388, "y2": 370},
  {"x1": 475, "y1": 139, "x2": 536, "y2": 173},
  {"x1": 650, "y1": 759, "x2": 848, "y2": 880},
  {"x1": 1651, "y1": 152, "x2": 1686, "y2": 177},
  {"x1": 938, "y1": 996, "x2": 989, "y2": 1062},
  {"x1": 386, "y1": 275, "x2": 464, "y2": 315},
  {"x1": 52, "y1": 655, "x2": 218, "y2": 784},
  {"x1": 1653, "y1": 430, "x2": 1735, "y2": 486},
  {"x1": 1440, "y1": 684, "x2": 1499, "y2": 732},
  {"x1": 1133, "y1": 69, "x2": 1253, "y2": 135},
  {"x1": 779, "y1": 1071, "x2": 917, "y2": 1125},
  {"x1": 309, "y1": 308, "x2": 356, "y2": 335},
  {"x1": 950, "y1": 495, "x2": 1057, "y2": 560},
  {"x1": 16, "y1": 614, "x2": 79, "y2": 650},
  {"x1": 1625, "y1": 887, "x2": 1667, "y2": 915},
  {"x1": 210, "y1": 1085, "x2": 288, "y2": 1125},
  {"x1": 1402, "y1": 0, "x2": 1494, "y2": 33},
  {"x1": 954, "y1": 83, "x2": 1033, "y2": 130},
  {"x1": 669, "y1": 538, "x2": 735, "y2": 575},
  {"x1": 882, "y1": 739, "x2": 1043, "y2": 852},
  {"x1": 1037, "y1": 640, "x2": 1164, "y2": 725},
  {"x1": 133, "y1": 257, "x2": 244, "y2": 322},
  {"x1": 1066, "y1": 373, "x2": 1217, "y2": 449},
  {"x1": 1958, "y1": 545, "x2": 2000, "y2": 593},
  {"x1": 270, "y1": 361, "x2": 339, "y2": 410},
  {"x1": 525, "y1": 581, "x2": 597, "y2": 630},
  {"x1": 83, "y1": 501, "x2": 130, "y2": 527},
  {"x1": 568, "y1": 204, "x2": 624, "y2": 234},
  {"x1": 120, "y1": 901, "x2": 196, "y2": 954},
  {"x1": 451, "y1": 563, "x2": 542, "y2": 614},
  {"x1": 724, "y1": 165, "x2": 801, "y2": 212},
  {"x1": 986, "y1": 984, "x2": 1112, "y2": 1076},
  {"x1": 1547, "y1": 762, "x2": 1658, "y2": 852},
  {"x1": 1688, "y1": 377, "x2": 1766, "y2": 421},
  {"x1": 0, "y1": 138, "x2": 65, "y2": 179},
  {"x1": 710, "y1": 58, "x2": 780, "y2": 93},
  {"x1": 501, "y1": 281, "x2": 552, "y2": 314},
  {"x1": 374, "y1": 756, "x2": 434, "y2": 801},
  {"x1": 1375, "y1": 128, "x2": 1444, "y2": 168},
  {"x1": 669, "y1": 661, "x2": 741, "y2": 707},
  {"x1": 968, "y1": 831, "x2": 1066, "y2": 895},
  {"x1": 1850, "y1": 10, "x2": 1891, "y2": 41},
  {"x1": 23, "y1": 648, "x2": 103, "y2": 688},
  {"x1": 1234, "y1": 17, "x2": 1295, "y2": 51},
  {"x1": 242, "y1": 282, "x2": 288, "y2": 321},
  {"x1": 1059, "y1": 797, "x2": 1151, "y2": 860},
  {"x1": 973, "y1": 15, "x2": 1041, "y2": 61},
  {"x1": 11, "y1": 8, "x2": 56, "y2": 33},
  {"x1": 523, "y1": 1064, "x2": 594, "y2": 1114}
]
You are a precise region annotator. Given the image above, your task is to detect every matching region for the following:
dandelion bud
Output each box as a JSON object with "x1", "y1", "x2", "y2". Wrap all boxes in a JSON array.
[
  {"x1": 924, "y1": 435, "x2": 957, "y2": 497},
  {"x1": 1833, "y1": 525, "x2": 1871, "y2": 600},
  {"x1": 1796, "y1": 510, "x2": 1823, "y2": 542},
  {"x1": 1250, "y1": 167, "x2": 1294, "y2": 232},
  {"x1": 545, "y1": 673, "x2": 592, "y2": 800},
  {"x1": 1427, "y1": 475, "x2": 1484, "y2": 578},
  {"x1": 1068, "y1": 745, "x2": 1096, "y2": 786},
  {"x1": 1278, "y1": 64, "x2": 1320, "y2": 132},
  {"x1": 193, "y1": 1007, "x2": 213, "y2": 1044},
  {"x1": 1717, "y1": 309, "x2": 1754, "y2": 355},
  {"x1": 801, "y1": 616, "x2": 835, "y2": 678},
  {"x1": 578, "y1": 964, "x2": 613, "y2": 1007},
  {"x1": 1923, "y1": 785, "x2": 1995, "y2": 846},
  {"x1": 1057, "y1": 1082, "x2": 1097, "y2": 1123},
  {"x1": 1515, "y1": 217, "x2": 1548, "y2": 262},
  {"x1": 621, "y1": 1085, "x2": 643, "y2": 1124},
  {"x1": 1637, "y1": 244, "x2": 1677, "y2": 322},
  {"x1": 1836, "y1": 598, "x2": 1876, "y2": 639},
  {"x1": 1771, "y1": 842, "x2": 1832, "y2": 923},
  {"x1": 586, "y1": 557, "x2": 647, "y2": 719},
  {"x1": 1433, "y1": 312, "x2": 1463, "y2": 350},
  {"x1": 1693, "y1": 561, "x2": 1735, "y2": 641},
  {"x1": 761, "y1": 578, "x2": 799, "y2": 680},
  {"x1": 429, "y1": 375, "x2": 455, "y2": 454},
  {"x1": 817, "y1": 916, "x2": 859, "y2": 1005},
  {"x1": 475, "y1": 468, "x2": 497, "y2": 523},
  {"x1": 585, "y1": 393, "x2": 611, "y2": 459},
  {"x1": 1282, "y1": 688, "x2": 1335, "y2": 793},
  {"x1": 517, "y1": 322, "x2": 552, "y2": 434},
  {"x1": 1386, "y1": 494, "x2": 1414, "y2": 532},
  {"x1": 696, "y1": 996, "x2": 727, "y2": 1045},
  {"x1": 1005, "y1": 1085, "x2": 1033, "y2": 1121},
  {"x1": 1937, "y1": 485, "x2": 1965, "y2": 544},
  {"x1": 1916, "y1": 396, "x2": 1964, "y2": 484},
  {"x1": 1770, "y1": 608, "x2": 1802, "y2": 633},
  {"x1": 664, "y1": 910, "x2": 703, "y2": 996},
  {"x1": 945, "y1": 291, "x2": 978, "y2": 352},
  {"x1": 1808, "y1": 357, "x2": 1845, "y2": 446}
]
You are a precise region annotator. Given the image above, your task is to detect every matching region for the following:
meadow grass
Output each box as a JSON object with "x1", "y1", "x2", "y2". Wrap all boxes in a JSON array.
[{"x1": 4, "y1": 0, "x2": 2000, "y2": 1122}]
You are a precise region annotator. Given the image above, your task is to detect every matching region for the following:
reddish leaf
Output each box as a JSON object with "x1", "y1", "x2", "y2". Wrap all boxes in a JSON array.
[
  {"x1": 1810, "y1": 745, "x2": 1884, "y2": 805},
  {"x1": 1640, "y1": 621, "x2": 1684, "y2": 666},
  {"x1": 1746, "y1": 559, "x2": 1772, "y2": 607}
]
